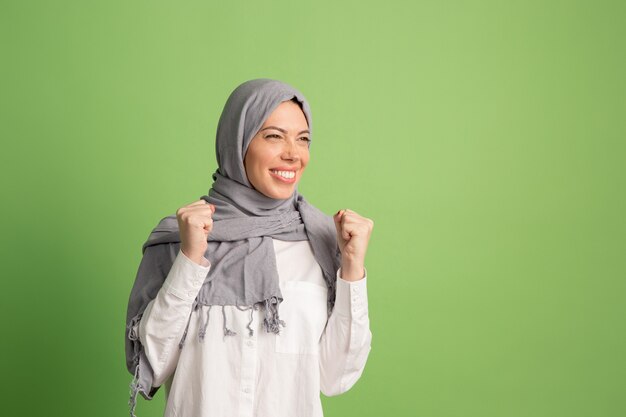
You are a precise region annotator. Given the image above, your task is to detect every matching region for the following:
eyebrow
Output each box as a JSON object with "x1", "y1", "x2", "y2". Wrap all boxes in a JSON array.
[{"x1": 260, "y1": 126, "x2": 310, "y2": 135}]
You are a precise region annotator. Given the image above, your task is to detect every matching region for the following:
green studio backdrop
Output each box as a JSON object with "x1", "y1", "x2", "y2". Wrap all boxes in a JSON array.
[{"x1": 1, "y1": 1, "x2": 625, "y2": 416}]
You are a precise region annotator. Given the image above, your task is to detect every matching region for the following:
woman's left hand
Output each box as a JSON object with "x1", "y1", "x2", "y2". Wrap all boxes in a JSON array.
[{"x1": 333, "y1": 209, "x2": 374, "y2": 281}]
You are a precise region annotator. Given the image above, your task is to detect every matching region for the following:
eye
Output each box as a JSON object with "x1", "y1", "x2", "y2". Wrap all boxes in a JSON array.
[
  {"x1": 265, "y1": 134, "x2": 282, "y2": 139},
  {"x1": 298, "y1": 136, "x2": 311, "y2": 142}
]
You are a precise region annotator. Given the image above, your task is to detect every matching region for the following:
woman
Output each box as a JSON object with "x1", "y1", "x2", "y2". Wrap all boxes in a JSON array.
[{"x1": 125, "y1": 78, "x2": 374, "y2": 417}]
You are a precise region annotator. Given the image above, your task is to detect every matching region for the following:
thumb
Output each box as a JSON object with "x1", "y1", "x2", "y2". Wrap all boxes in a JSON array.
[{"x1": 333, "y1": 210, "x2": 345, "y2": 238}]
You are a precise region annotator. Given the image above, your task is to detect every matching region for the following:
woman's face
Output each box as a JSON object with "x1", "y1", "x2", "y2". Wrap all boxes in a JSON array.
[{"x1": 244, "y1": 100, "x2": 311, "y2": 199}]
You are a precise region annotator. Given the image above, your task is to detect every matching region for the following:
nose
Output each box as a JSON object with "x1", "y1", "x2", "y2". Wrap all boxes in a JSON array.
[{"x1": 280, "y1": 139, "x2": 300, "y2": 161}]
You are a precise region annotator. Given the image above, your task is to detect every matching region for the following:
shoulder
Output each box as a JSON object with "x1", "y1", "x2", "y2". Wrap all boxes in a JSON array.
[
  {"x1": 296, "y1": 195, "x2": 334, "y2": 226},
  {"x1": 141, "y1": 214, "x2": 180, "y2": 254}
]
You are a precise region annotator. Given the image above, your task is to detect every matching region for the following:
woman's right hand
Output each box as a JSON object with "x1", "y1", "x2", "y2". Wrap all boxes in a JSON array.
[{"x1": 176, "y1": 199, "x2": 215, "y2": 265}]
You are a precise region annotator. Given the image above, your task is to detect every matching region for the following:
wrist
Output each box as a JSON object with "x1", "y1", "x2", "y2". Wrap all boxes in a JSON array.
[
  {"x1": 340, "y1": 261, "x2": 365, "y2": 281},
  {"x1": 181, "y1": 247, "x2": 207, "y2": 266}
]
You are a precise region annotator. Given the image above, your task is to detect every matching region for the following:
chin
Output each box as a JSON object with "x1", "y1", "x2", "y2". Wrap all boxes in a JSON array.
[
  {"x1": 272, "y1": 191, "x2": 295, "y2": 200},
  {"x1": 264, "y1": 186, "x2": 296, "y2": 200}
]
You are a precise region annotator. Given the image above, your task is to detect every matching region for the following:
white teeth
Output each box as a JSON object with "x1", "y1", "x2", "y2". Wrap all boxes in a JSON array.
[{"x1": 270, "y1": 170, "x2": 295, "y2": 179}]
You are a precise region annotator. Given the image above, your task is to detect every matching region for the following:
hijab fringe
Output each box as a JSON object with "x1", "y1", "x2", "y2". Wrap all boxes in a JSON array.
[
  {"x1": 222, "y1": 306, "x2": 237, "y2": 338},
  {"x1": 198, "y1": 306, "x2": 212, "y2": 342},
  {"x1": 263, "y1": 296, "x2": 286, "y2": 334},
  {"x1": 128, "y1": 361, "x2": 141, "y2": 417},
  {"x1": 181, "y1": 296, "x2": 288, "y2": 349},
  {"x1": 127, "y1": 314, "x2": 146, "y2": 417}
]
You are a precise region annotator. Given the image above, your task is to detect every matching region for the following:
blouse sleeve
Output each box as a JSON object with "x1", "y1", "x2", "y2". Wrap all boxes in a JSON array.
[
  {"x1": 137, "y1": 249, "x2": 211, "y2": 387},
  {"x1": 318, "y1": 268, "x2": 373, "y2": 396}
]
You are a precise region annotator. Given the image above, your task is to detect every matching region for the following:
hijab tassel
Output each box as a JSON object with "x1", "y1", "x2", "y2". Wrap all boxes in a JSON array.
[
  {"x1": 128, "y1": 362, "x2": 141, "y2": 417},
  {"x1": 236, "y1": 304, "x2": 257, "y2": 337},
  {"x1": 198, "y1": 306, "x2": 212, "y2": 342},
  {"x1": 126, "y1": 314, "x2": 145, "y2": 417},
  {"x1": 263, "y1": 296, "x2": 286, "y2": 334},
  {"x1": 247, "y1": 306, "x2": 255, "y2": 337},
  {"x1": 222, "y1": 305, "x2": 237, "y2": 338}
]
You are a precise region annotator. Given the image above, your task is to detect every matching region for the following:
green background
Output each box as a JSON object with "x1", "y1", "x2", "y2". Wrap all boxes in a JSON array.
[{"x1": 2, "y1": 1, "x2": 625, "y2": 416}]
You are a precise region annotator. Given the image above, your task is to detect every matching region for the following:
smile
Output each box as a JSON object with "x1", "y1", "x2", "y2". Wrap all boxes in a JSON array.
[{"x1": 269, "y1": 169, "x2": 296, "y2": 183}]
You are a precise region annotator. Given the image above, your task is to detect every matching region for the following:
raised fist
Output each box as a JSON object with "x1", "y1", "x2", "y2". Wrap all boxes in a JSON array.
[
  {"x1": 176, "y1": 199, "x2": 215, "y2": 265},
  {"x1": 333, "y1": 209, "x2": 374, "y2": 281}
]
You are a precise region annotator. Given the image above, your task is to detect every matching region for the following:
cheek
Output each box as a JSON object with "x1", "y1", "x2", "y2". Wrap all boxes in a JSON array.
[
  {"x1": 244, "y1": 150, "x2": 266, "y2": 185},
  {"x1": 246, "y1": 147, "x2": 269, "y2": 171},
  {"x1": 300, "y1": 150, "x2": 311, "y2": 169}
]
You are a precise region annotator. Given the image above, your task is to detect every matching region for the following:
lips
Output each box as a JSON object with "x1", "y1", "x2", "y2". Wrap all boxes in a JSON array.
[{"x1": 269, "y1": 169, "x2": 297, "y2": 183}]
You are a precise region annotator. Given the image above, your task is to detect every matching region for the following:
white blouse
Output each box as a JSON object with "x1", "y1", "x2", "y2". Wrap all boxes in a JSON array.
[{"x1": 136, "y1": 238, "x2": 372, "y2": 417}]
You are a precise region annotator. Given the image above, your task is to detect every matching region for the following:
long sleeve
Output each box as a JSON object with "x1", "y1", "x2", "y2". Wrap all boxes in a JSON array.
[
  {"x1": 138, "y1": 249, "x2": 211, "y2": 387},
  {"x1": 318, "y1": 268, "x2": 372, "y2": 396}
]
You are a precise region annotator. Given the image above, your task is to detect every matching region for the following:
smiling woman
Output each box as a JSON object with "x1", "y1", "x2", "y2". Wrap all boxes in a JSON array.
[
  {"x1": 244, "y1": 99, "x2": 311, "y2": 199},
  {"x1": 125, "y1": 79, "x2": 375, "y2": 417}
]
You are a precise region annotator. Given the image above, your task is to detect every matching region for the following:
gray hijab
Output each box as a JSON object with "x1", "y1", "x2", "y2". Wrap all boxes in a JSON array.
[{"x1": 125, "y1": 79, "x2": 341, "y2": 416}]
